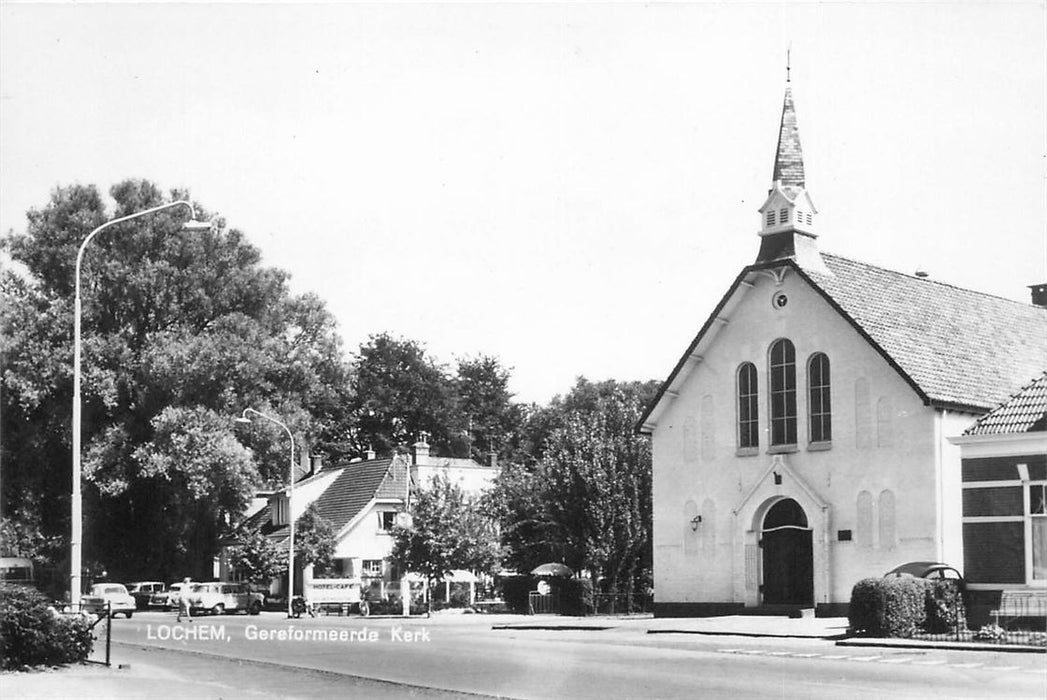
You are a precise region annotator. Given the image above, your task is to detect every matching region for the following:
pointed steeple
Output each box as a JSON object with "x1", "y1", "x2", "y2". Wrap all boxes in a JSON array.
[
  {"x1": 755, "y1": 62, "x2": 828, "y2": 275},
  {"x1": 772, "y1": 86, "x2": 805, "y2": 188}
]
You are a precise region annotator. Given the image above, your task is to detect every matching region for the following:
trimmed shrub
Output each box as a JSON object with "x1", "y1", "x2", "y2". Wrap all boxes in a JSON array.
[
  {"x1": 553, "y1": 578, "x2": 594, "y2": 616},
  {"x1": 923, "y1": 579, "x2": 966, "y2": 633},
  {"x1": 849, "y1": 577, "x2": 928, "y2": 638},
  {"x1": 0, "y1": 584, "x2": 93, "y2": 669},
  {"x1": 498, "y1": 575, "x2": 535, "y2": 614}
]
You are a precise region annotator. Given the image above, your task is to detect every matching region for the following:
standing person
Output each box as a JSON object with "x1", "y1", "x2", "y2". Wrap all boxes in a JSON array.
[{"x1": 177, "y1": 578, "x2": 193, "y2": 622}]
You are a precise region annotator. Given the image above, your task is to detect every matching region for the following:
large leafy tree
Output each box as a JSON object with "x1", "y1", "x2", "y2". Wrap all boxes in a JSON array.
[
  {"x1": 0, "y1": 179, "x2": 352, "y2": 585},
  {"x1": 388, "y1": 472, "x2": 501, "y2": 607},
  {"x1": 348, "y1": 336, "x2": 524, "y2": 462},
  {"x1": 348, "y1": 334, "x2": 456, "y2": 456},
  {"x1": 454, "y1": 355, "x2": 524, "y2": 463},
  {"x1": 490, "y1": 378, "x2": 657, "y2": 597}
]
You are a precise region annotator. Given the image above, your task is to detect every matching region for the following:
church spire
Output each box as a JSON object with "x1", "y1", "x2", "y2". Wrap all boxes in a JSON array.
[
  {"x1": 755, "y1": 63, "x2": 828, "y2": 275},
  {"x1": 771, "y1": 84, "x2": 805, "y2": 188}
]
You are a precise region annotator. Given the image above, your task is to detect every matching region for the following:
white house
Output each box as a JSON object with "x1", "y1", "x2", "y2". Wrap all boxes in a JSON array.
[
  {"x1": 221, "y1": 439, "x2": 499, "y2": 603},
  {"x1": 639, "y1": 79, "x2": 1047, "y2": 617}
]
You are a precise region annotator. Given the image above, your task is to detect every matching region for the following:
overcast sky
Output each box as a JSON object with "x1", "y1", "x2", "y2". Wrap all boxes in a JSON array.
[{"x1": 2, "y1": 2, "x2": 1044, "y2": 404}]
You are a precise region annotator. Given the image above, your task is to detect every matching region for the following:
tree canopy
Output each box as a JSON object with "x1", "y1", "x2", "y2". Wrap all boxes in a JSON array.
[{"x1": 1, "y1": 179, "x2": 352, "y2": 585}]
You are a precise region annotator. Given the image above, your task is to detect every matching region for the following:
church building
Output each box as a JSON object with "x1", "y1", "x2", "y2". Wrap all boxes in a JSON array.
[{"x1": 638, "y1": 77, "x2": 1047, "y2": 617}]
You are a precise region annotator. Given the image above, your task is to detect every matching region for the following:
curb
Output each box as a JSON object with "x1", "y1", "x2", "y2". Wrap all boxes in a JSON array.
[
  {"x1": 646, "y1": 629, "x2": 848, "y2": 640},
  {"x1": 836, "y1": 638, "x2": 1047, "y2": 654},
  {"x1": 492, "y1": 624, "x2": 613, "y2": 631}
]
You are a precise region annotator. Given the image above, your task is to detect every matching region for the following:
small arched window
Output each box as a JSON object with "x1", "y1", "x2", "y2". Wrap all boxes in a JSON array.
[
  {"x1": 808, "y1": 353, "x2": 832, "y2": 443},
  {"x1": 737, "y1": 363, "x2": 759, "y2": 449},
  {"x1": 769, "y1": 339, "x2": 797, "y2": 446}
]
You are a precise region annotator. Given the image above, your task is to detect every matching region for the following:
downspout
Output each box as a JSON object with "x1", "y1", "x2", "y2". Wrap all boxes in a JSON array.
[{"x1": 934, "y1": 409, "x2": 946, "y2": 561}]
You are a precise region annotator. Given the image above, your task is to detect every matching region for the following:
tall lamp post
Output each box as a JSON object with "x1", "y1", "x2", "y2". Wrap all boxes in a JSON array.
[
  {"x1": 71, "y1": 201, "x2": 211, "y2": 605},
  {"x1": 235, "y1": 408, "x2": 296, "y2": 618}
]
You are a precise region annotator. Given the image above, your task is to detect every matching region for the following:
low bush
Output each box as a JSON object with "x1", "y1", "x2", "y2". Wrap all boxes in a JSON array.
[
  {"x1": 924, "y1": 579, "x2": 966, "y2": 633},
  {"x1": 552, "y1": 578, "x2": 594, "y2": 616},
  {"x1": 498, "y1": 575, "x2": 535, "y2": 614},
  {"x1": 849, "y1": 577, "x2": 927, "y2": 638},
  {"x1": 0, "y1": 584, "x2": 93, "y2": 669}
]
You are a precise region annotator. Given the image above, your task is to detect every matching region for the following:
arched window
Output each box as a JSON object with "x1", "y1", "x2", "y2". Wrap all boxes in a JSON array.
[
  {"x1": 769, "y1": 339, "x2": 797, "y2": 445},
  {"x1": 737, "y1": 363, "x2": 759, "y2": 448},
  {"x1": 808, "y1": 353, "x2": 832, "y2": 443}
]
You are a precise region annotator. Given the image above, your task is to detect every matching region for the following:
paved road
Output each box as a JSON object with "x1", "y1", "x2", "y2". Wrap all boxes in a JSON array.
[{"x1": 99, "y1": 611, "x2": 1045, "y2": 699}]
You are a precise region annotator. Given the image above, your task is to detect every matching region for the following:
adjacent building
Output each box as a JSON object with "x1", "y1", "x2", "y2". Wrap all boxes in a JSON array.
[
  {"x1": 220, "y1": 440, "x2": 498, "y2": 603},
  {"x1": 639, "y1": 78, "x2": 1047, "y2": 616}
]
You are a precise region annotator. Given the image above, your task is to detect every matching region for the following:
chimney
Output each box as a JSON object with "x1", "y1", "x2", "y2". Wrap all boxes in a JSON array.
[
  {"x1": 299, "y1": 447, "x2": 310, "y2": 479},
  {"x1": 366, "y1": 447, "x2": 376, "y2": 460},
  {"x1": 489, "y1": 452, "x2": 498, "y2": 468},
  {"x1": 1029, "y1": 284, "x2": 1047, "y2": 308},
  {"x1": 412, "y1": 436, "x2": 430, "y2": 466},
  {"x1": 310, "y1": 453, "x2": 324, "y2": 475}
]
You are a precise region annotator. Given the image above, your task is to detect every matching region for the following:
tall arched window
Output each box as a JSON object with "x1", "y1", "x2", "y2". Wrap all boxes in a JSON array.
[
  {"x1": 769, "y1": 339, "x2": 797, "y2": 446},
  {"x1": 737, "y1": 363, "x2": 759, "y2": 448},
  {"x1": 808, "y1": 353, "x2": 832, "y2": 442}
]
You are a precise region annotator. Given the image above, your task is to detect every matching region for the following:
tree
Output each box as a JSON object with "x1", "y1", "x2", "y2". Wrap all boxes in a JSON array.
[
  {"x1": 227, "y1": 530, "x2": 288, "y2": 588},
  {"x1": 0, "y1": 179, "x2": 352, "y2": 583},
  {"x1": 388, "y1": 473, "x2": 501, "y2": 609},
  {"x1": 489, "y1": 378, "x2": 657, "y2": 599},
  {"x1": 348, "y1": 334, "x2": 457, "y2": 456},
  {"x1": 294, "y1": 503, "x2": 336, "y2": 573},
  {"x1": 454, "y1": 355, "x2": 524, "y2": 463}
]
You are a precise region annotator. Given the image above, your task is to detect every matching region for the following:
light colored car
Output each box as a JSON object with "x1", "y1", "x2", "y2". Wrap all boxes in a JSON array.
[
  {"x1": 186, "y1": 582, "x2": 264, "y2": 615},
  {"x1": 150, "y1": 581, "x2": 193, "y2": 610},
  {"x1": 81, "y1": 583, "x2": 137, "y2": 618}
]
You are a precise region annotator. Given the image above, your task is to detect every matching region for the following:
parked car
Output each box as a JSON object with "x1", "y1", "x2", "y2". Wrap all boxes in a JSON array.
[
  {"x1": 150, "y1": 580, "x2": 193, "y2": 610},
  {"x1": 185, "y1": 582, "x2": 264, "y2": 615},
  {"x1": 80, "y1": 583, "x2": 137, "y2": 618},
  {"x1": 127, "y1": 581, "x2": 165, "y2": 609},
  {"x1": 884, "y1": 561, "x2": 965, "y2": 589}
]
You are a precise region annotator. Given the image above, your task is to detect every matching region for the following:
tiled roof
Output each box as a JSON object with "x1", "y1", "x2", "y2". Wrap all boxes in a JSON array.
[
  {"x1": 963, "y1": 372, "x2": 1047, "y2": 435},
  {"x1": 772, "y1": 86, "x2": 805, "y2": 187},
  {"x1": 230, "y1": 456, "x2": 409, "y2": 543},
  {"x1": 638, "y1": 253, "x2": 1047, "y2": 431},
  {"x1": 808, "y1": 254, "x2": 1047, "y2": 411}
]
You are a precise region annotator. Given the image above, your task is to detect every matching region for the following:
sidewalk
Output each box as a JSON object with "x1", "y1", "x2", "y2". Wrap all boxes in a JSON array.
[
  {"x1": 492, "y1": 613, "x2": 1046, "y2": 652},
  {"x1": 493, "y1": 613, "x2": 849, "y2": 639}
]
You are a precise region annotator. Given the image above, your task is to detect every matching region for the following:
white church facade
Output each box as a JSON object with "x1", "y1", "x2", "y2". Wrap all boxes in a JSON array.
[{"x1": 639, "y1": 80, "x2": 1047, "y2": 617}]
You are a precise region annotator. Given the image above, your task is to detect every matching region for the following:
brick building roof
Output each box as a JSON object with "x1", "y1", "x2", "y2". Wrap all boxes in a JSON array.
[{"x1": 963, "y1": 372, "x2": 1047, "y2": 435}]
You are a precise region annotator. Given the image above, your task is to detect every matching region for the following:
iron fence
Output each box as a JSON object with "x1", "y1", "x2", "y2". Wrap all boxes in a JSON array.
[
  {"x1": 592, "y1": 593, "x2": 653, "y2": 615},
  {"x1": 908, "y1": 592, "x2": 1046, "y2": 648}
]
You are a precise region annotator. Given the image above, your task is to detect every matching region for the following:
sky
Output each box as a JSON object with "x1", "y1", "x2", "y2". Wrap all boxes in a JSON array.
[{"x1": 1, "y1": 2, "x2": 1044, "y2": 405}]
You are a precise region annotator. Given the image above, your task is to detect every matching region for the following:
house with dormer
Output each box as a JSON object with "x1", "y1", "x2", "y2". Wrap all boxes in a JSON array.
[
  {"x1": 639, "y1": 77, "x2": 1047, "y2": 617},
  {"x1": 220, "y1": 440, "x2": 498, "y2": 603}
]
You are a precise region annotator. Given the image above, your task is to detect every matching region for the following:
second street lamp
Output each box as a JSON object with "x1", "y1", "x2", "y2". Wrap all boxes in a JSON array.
[
  {"x1": 235, "y1": 408, "x2": 296, "y2": 618},
  {"x1": 71, "y1": 200, "x2": 211, "y2": 606}
]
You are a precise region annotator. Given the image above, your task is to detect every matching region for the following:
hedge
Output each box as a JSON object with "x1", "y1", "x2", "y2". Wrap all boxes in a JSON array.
[
  {"x1": 849, "y1": 577, "x2": 967, "y2": 638},
  {"x1": 0, "y1": 584, "x2": 94, "y2": 669}
]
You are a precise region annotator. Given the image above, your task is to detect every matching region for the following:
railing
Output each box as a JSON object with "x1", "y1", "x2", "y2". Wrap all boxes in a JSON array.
[
  {"x1": 908, "y1": 590, "x2": 1046, "y2": 647},
  {"x1": 528, "y1": 592, "x2": 560, "y2": 615},
  {"x1": 593, "y1": 593, "x2": 653, "y2": 615},
  {"x1": 58, "y1": 601, "x2": 112, "y2": 666}
]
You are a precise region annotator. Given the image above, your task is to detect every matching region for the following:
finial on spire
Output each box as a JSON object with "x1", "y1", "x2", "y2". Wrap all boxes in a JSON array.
[{"x1": 786, "y1": 45, "x2": 791, "y2": 83}]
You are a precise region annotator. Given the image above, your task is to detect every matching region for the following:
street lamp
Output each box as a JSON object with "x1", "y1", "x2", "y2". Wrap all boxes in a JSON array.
[
  {"x1": 71, "y1": 200, "x2": 211, "y2": 605},
  {"x1": 235, "y1": 408, "x2": 296, "y2": 618}
]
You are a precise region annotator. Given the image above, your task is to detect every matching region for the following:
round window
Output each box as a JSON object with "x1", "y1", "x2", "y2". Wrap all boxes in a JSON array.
[{"x1": 772, "y1": 292, "x2": 788, "y2": 309}]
